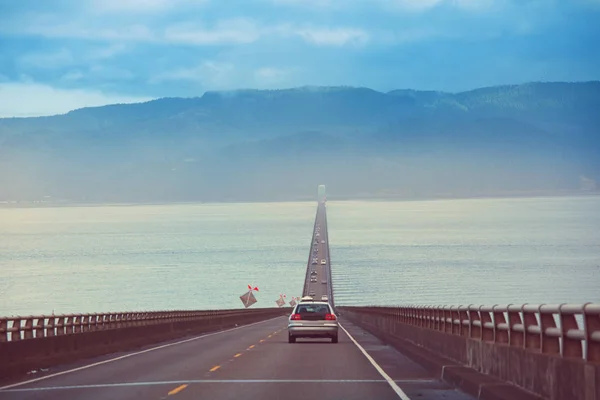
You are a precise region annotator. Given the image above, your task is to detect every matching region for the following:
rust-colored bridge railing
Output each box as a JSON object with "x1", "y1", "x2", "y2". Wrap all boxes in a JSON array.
[
  {"x1": 338, "y1": 303, "x2": 600, "y2": 400},
  {"x1": 0, "y1": 308, "x2": 273, "y2": 342},
  {"x1": 342, "y1": 303, "x2": 600, "y2": 361},
  {"x1": 0, "y1": 307, "x2": 287, "y2": 380}
]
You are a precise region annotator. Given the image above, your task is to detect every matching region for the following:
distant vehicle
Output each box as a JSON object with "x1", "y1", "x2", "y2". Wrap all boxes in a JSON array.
[
  {"x1": 321, "y1": 280, "x2": 327, "y2": 284},
  {"x1": 311, "y1": 260, "x2": 317, "y2": 264},
  {"x1": 310, "y1": 278, "x2": 317, "y2": 282},
  {"x1": 309, "y1": 290, "x2": 316, "y2": 296},
  {"x1": 320, "y1": 259, "x2": 326, "y2": 265},
  {"x1": 310, "y1": 270, "x2": 317, "y2": 275},
  {"x1": 321, "y1": 295, "x2": 328, "y2": 301},
  {"x1": 321, "y1": 240, "x2": 325, "y2": 244},
  {"x1": 288, "y1": 301, "x2": 338, "y2": 343}
]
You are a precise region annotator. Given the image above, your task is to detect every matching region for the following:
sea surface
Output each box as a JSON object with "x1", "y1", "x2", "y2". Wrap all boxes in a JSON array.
[{"x1": 1, "y1": 196, "x2": 599, "y2": 317}]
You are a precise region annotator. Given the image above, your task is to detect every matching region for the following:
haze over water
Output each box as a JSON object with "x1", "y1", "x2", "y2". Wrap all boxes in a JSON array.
[{"x1": 1, "y1": 196, "x2": 599, "y2": 317}]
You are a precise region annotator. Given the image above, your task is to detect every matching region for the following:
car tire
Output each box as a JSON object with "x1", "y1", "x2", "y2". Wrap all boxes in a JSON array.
[
  {"x1": 331, "y1": 335, "x2": 338, "y2": 343},
  {"x1": 289, "y1": 335, "x2": 296, "y2": 344}
]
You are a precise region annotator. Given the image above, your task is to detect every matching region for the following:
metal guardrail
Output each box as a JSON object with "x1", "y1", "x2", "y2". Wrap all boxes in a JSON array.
[
  {"x1": 0, "y1": 308, "x2": 281, "y2": 342},
  {"x1": 339, "y1": 304, "x2": 600, "y2": 362},
  {"x1": 323, "y1": 203, "x2": 334, "y2": 308}
]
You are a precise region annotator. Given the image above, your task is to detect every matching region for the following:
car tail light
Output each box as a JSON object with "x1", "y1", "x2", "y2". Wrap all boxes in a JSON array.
[
  {"x1": 325, "y1": 314, "x2": 336, "y2": 321},
  {"x1": 291, "y1": 314, "x2": 302, "y2": 320}
]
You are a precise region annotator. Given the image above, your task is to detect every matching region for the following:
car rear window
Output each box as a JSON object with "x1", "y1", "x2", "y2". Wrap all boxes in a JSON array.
[{"x1": 296, "y1": 304, "x2": 331, "y2": 314}]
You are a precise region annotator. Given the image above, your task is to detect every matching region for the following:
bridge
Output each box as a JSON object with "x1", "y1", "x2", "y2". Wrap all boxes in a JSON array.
[{"x1": 1, "y1": 196, "x2": 599, "y2": 400}]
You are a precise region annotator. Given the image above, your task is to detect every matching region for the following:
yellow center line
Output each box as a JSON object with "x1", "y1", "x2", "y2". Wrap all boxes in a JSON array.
[
  {"x1": 259, "y1": 339, "x2": 265, "y2": 343},
  {"x1": 234, "y1": 353, "x2": 243, "y2": 358},
  {"x1": 268, "y1": 335, "x2": 272, "y2": 338},
  {"x1": 247, "y1": 345, "x2": 255, "y2": 349},
  {"x1": 168, "y1": 384, "x2": 188, "y2": 395},
  {"x1": 209, "y1": 365, "x2": 220, "y2": 372}
]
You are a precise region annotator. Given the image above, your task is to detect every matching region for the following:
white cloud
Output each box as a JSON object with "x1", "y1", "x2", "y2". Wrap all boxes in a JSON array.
[
  {"x1": 87, "y1": 0, "x2": 207, "y2": 14},
  {"x1": 87, "y1": 43, "x2": 129, "y2": 60},
  {"x1": 387, "y1": 0, "x2": 496, "y2": 12},
  {"x1": 151, "y1": 62, "x2": 235, "y2": 88},
  {"x1": 294, "y1": 27, "x2": 369, "y2": 46},
  {"x1": 391, "y1": 0, "x2": 443, "y2": 11},
  {"x1": 269, "y1": 0, "x2": 340, "y2": 9},
  {"x1": 253, "y1": 67, "x2": 294, "y2": 86},
  {"x1": 255, "y1": 67, "x2": 287, "y2": 79},
  {"x1": 11, "y1": 20, "x2": 156, "y2": 42},
  {"x1": 165, "y1": 19, "x2": 261, "y2": 45},
  {"x1": 60, "y1": 71, "x2": 85, "y2": 81},
  {"x1": 0, "y1": 82, "x2": 151, "y2": 118},
  {"x1": 18, "y1": 48, "x2": 74, "y2": 69}
]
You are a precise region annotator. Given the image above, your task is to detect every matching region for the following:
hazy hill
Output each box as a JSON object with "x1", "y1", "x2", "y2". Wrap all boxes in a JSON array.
[{"x1": 0, "y1": 82, "x2": 598, "y2": 202}]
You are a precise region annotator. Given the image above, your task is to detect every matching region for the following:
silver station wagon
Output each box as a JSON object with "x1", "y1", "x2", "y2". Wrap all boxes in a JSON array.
[{"x1": 288, "y1": 297, "x2": 338, "y2": 343}]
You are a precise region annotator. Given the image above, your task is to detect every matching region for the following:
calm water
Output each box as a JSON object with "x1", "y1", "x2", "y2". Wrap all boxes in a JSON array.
[{"x1": 1, "y1": 196, "x2": 599, "y2": 316}]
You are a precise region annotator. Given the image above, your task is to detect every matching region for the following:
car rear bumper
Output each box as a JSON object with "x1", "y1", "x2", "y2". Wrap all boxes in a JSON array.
[{"x1": 288, "y1": 324, "x2": 338, "y2": 338}]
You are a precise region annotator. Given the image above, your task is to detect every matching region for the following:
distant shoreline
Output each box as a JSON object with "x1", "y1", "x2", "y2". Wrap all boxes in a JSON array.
[{"x1": 1, "y1": 190, "x2": 598, "y2": 209}]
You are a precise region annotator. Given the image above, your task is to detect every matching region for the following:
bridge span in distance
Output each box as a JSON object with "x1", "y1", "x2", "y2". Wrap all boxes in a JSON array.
[{"x1": 0, "y1": 196, "x2": 597, "y2": 400}]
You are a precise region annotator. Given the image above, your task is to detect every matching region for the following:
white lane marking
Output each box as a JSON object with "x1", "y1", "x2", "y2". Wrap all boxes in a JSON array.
[
  {"x1": 339, "y1": 323, "x2": 412, "y2": 400},
  {"x1": 0, "y1": 316, "x2": 286, "y2": 391},
  {"x1": 0, "y1": 379, "x2": 418, "y2": 392}
]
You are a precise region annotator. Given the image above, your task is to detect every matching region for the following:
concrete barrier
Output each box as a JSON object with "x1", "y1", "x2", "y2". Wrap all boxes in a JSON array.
[
  {"x1": 339, "y1": 306, "x2": 600, "y2": 400},
  {"x1": 0, "y1": 308, "x2": 287, "y2": 381}
]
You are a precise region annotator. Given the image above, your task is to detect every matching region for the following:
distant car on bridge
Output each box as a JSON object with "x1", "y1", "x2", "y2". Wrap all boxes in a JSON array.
[
  {"x1": 288, "y1": 300, "x2": 338, "y2": 343},
  {"x1": 320, "y1": 259, "x2": 326, "y2": 265}
]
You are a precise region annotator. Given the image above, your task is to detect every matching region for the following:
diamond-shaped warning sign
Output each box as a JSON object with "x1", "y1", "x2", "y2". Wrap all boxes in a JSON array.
[
  {"x1": 275, "y1": 297, "x2": 286, "y2": 308},
  {"x1": 289, "y1": 299, "x2": 297, "y2": 307},
  {"x1": 240, "y1": 291, "x2": 257, "y2": 308}
]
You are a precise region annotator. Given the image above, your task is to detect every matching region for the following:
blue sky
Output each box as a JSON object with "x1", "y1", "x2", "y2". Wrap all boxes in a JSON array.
[{"x1": 0, "y1": 0, "x2": 599, "y2": 117}]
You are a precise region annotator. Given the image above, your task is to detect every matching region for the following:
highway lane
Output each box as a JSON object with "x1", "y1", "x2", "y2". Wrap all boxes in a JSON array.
[
  {"x1": 0, "y1": 316, "x2": 474, "y2": 400},
  {"x1": 0, "y1": 316, "x2": 288, "y2": 400},
  {"x1": 304, "y1": 203, "x2": 329, "y2": 300}
]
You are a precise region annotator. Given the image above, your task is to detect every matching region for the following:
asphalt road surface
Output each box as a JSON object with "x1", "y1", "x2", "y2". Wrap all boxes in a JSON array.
[{"x1": 0, "y1": 316, "x2": 474, "y2": 400}]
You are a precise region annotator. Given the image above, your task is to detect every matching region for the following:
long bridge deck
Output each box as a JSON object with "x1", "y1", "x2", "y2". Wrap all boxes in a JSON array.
[
  {"x1": 1, "y1": 199, "x2": 597, "y2": 400},
  {"x1": 0, "y1": 202, "x2": 475, "y2": 400},
  {"x1": 0, "y1": 317, "x2": 475, "y2": 399}
]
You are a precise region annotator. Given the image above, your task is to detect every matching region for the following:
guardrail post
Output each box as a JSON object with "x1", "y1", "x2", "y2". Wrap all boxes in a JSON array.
[
  {"x1": 0, "y1": 318, "x2": 7, "y2": 342},
  {"x1": 583, "y1": 303, "x2": 600, "y2": 362},
  {"x1": 66, "y1": 316, "x2": 74, "y2": 334},
  {"x1": 507, "y1": 304, "x2": 523, "y2": 347},
  {"x1": 451, "y1": 306, "x2": 460, "y2": 335},
  {"x1": 34, "y1": 317, "x2": 44, "y2": 338},
  {"x1": 23, "y1": 317, "x2": 34, "y2": 339},
  {"x1": 492, "y1": 306, "x2": 508, "y2": 344},
  {"x1": 480, "y1": 306, "x2": 493, "y2": 341},
  {"x1": 468, "y1": 305, "x2": 481, "y2": 339},
  {"x1": 73, "y1": 315, "x2": 81, "y2": 333},
  {"x1": 523, "y1": 305, "x2": 540, "y2": 351},
  {"x1": 56, "y1": 315, "x2": 66, "y2": 336},
  {"x1": 11, "y1": 318, "x2": 21, "y2": 341},
  {"x1": 539, "y1": 305, "x2": 559, "y2": 355},
  {"x1": 443, "y1": 306, "x2": 451, "y2": 333},
  {"x1": 559, "y1": 304, "x2": 582, "y2": 358},
  {"x1": 458, "y1": 306, "x2": 469, "y2": 337},
  {"x1": 433, "y1": 307, "x2": 441, "y2": 331}
]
